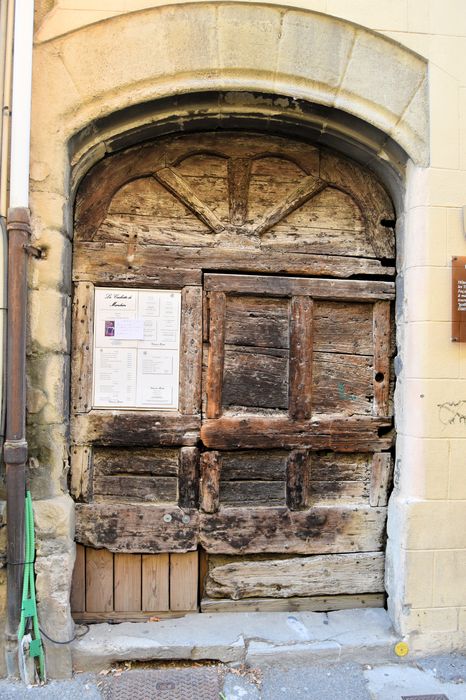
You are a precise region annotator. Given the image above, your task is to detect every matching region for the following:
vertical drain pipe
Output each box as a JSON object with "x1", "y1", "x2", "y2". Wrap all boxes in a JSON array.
[{"x1": 4, "y1": 0, "x2": 35, "y2": 655}]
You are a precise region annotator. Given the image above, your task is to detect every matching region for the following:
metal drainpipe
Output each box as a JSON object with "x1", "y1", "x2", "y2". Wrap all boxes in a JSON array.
[{"x1": 3, "y1": 0, "x2": 35, "y2": 659}]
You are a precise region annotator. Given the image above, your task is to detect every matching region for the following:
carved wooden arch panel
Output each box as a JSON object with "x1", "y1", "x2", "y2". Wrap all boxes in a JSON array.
[{"x1": 74, "y1": 132, "x2": 395, "y2": 287}]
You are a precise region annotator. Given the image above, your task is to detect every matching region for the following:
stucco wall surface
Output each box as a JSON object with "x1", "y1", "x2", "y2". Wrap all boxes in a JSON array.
[{"x1": 23, "y1": 0, "x2": 466, "y2": 674}]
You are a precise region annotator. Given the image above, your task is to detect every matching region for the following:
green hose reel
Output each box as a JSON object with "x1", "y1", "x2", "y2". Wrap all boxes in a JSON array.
[{"x1": 17, "y1": 491, "x2": 45, "y2": 684}]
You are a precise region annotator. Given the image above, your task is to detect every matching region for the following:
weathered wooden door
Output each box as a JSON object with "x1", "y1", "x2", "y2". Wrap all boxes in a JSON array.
[{"x1": 70, "y1": 131, "x2": 395, "y2": 618}]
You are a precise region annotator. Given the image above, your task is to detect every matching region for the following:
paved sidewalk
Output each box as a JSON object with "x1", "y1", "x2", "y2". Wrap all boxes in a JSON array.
[{"x1": 0, "y1": 654, "x2": 464, "y2": 699}]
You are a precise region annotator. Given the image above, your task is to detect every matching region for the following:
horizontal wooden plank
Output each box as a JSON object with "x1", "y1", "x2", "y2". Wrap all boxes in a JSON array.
[
  {"x1": 201, "y1": 415, "x2": 393, "y2": 451},
  {"x1": 312, "y1": 351, "x2": 373, "y2": 415},
  {"x1": 92, "y1": 447, "x2": 180, "y2": 476},
  {"x1": 76, "y1": 505, "x2": 198, "y2": 553},
  {"x1": 222, "y1": 347, "x2": 289, "y2": 409},
  {"x1": 225, "y1": 295, "x2": 290, "y2": 349},
  {"x1": 200, "y1": 505, "x2": 387, "y2": 554},
  {"x1": 73, "y1": 243, "x2": 395, "y2": 281},
  {"x1": 72, "y1": 611, "x2": 194, "y2": 623},
  {"x1": 205, "y1": 552, "x2": 384, "y2": 599},
  {"x1": 221, "y1": 451, "x2": 288, "y2": 481},
  {"x1": 93, "y1": 475, "x2": 178, "y2": 503},
  {"x1": 313, "y1": 301, "x2": 373, "y2": 355},
  {"x1": 72, "y1": 412, "x2": 200, "y2": 446},
  {"x1": 200, "y1": 593, "x2": 385, "y2": 613},
  {"x1": 204, "y1": 274, "x2": 395, "y2": 301},
  {"x1": 220, "y1": 480, "x2": 286, "y2": 507}
]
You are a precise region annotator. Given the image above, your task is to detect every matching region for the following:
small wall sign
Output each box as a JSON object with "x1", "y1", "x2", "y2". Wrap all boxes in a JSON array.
[
  {"x1": 452, "y1": 257, "x2": 466, "y2": 342},
  {"x1": 92, "y1": 287, "x2": 181, "y2": 409}
]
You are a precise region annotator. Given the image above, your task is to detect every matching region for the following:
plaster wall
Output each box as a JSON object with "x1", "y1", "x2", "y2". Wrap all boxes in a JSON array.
[{"x1": 20, "y1": 0, "x2": 466, "y2": 675}]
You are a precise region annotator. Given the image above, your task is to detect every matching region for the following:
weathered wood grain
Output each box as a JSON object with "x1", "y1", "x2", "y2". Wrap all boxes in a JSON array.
[
  {"x1": 70, "y1": 444, "x2": 93, "y2": 501},
  {"x1": 220, "y1": 450, "x2": 288, "y2": 481},
  {"x1": 225, "y1": 296, "x2": 289, "y2": 349},
  {"x1": 93, "y1": 475, "x2": 178, "y2": 503},
  {"x1": 205, "y1": 551, "x2": 385, "y2": 599},
  {"x1": 92, "y1": 447, "x2": 180, "y2": 476},
  {"x1": 201, "y1": 593, "x2": 385, "y2": 613},
  {"x1": 253, "y1": 175, "x2": 327, "y2": 235},
  {"x1": 289, "y1": 297, "x2": 313, "y2": 419},
  {"x1": 206, "y1": 292, "x2": 226, "y2": 418},
  {"x1": 228, "y1": 157, "x2": 251, "y2": 226},
  {"x1": 370, "y1": 453, "x2": 393, "y2": 507},
  {"x1": 313, "y1": 301, "x2": 373, "y2": 355},
  {"x1": 373, "y1": 301, "x2": 391, "y2": 417},
  {"x1": 201, "y1": 415, "x2": 393, "y2": 451},
  {"x1": 220, "y1": 480, "x2": 286, "y2": 507},
  {"x1": 154, "y1": 166, "x2": 225, "y2": 234},
  {"x1": 72, "y1": 412, "x2": 200, "y2": 446},
  {"x1": 204, "y1": 274, "x2": 395, "y2": 301},
  {"x1": 178, "y1": 446, "x2": 199, "y2": 508},
  {"x1": 179, "y1": 286, "x2": 203, "y2": 415},
  {"x1": 200, "y1": 451, "x2": 221, "y2": 514},
  {"x1": 286, "y1": 450, "x2": 310, "y2": 510},
  {"x1": 200, "y1": 505, "x2": 387, "y2": 554},
  {"x1": 73, "y1": 242, "x2": 394, "y2": 282},
  {"x1": 76, "y1": 505, "x2": 199, "y2": 553},
  {"x1": 222, "y1": 346, "x2": 289, "y2": 409},
  {"x1": 71, "y1": 282, "x2": 94, "y2": 413},
  {"x1": 312, "y1": 351, "x2": 373, "y2": 415}
]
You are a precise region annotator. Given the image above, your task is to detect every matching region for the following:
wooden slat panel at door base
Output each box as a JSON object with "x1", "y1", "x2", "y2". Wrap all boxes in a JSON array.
[
  {"x1": 114, "y1": 553, "x2": 142, "y2": 612},
  {"x1": 85, "y1": 548, "x2": 114, "y2": 613},
  {"x1": 170, "y1": 551, "x2": 199, "y2": 611}
]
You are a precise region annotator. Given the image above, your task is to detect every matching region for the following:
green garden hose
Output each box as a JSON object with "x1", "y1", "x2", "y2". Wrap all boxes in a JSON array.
[{"x1": 17, "y1": 491, "x2": 46, "y2": 683}]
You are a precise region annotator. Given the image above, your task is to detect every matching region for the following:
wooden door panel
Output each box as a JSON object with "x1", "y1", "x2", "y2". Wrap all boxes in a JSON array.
[
  {"x1": 75, "y1": 504, "x2": 199, "y2": 553},
  {"x1": 71, "y1": 132, "x2": 396, "y2": 610},
  {"x1": 199, "y1": 505, "x2": 387, "y2": 555},
  {"x1": 223, "y1": 346, "x2": 289, "y2": 409}
]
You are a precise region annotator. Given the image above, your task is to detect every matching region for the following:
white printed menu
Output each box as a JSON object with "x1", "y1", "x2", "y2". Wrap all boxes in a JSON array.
[{"x1": 92, "y1": 288, "x2": 181, "y2": 409}]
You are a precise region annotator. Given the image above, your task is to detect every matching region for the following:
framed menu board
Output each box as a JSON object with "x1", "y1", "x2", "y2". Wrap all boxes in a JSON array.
[{"x1": 92, "y1": 288, "x2": 181, "y2": 409}]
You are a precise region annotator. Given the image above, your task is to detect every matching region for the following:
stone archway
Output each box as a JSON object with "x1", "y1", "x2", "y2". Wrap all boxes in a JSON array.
[{"x1": 27, "y1": 3, "x2": 428, "y2": 676}]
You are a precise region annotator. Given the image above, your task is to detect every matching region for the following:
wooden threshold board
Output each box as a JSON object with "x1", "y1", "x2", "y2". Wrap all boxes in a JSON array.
[
  {"x1": 72, "y1": 610, "x2": 198, "y2": 624},
  {"x1": 201, "y1": 593, "x2": 385, "y2": 613}
]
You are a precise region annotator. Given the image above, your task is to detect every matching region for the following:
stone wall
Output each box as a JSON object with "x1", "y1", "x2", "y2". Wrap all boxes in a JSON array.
[{"x1": 11, "y1": 0, "x2": 466, "y2": 676}]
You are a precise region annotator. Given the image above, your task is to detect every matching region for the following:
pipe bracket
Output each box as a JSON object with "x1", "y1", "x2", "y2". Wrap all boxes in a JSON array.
[{"x1": 3, "y1": 439, "x2": 28, "y2": 464}]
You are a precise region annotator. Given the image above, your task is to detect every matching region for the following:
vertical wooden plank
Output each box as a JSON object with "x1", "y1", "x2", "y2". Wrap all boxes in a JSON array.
[
  {"x1": 179, "y1": 446, "x2": 199, "y2": 508},
  {"x1": 170, "y1": 552, "x2": 199, "y2": 611},
  {"x1": 86, "y1": 547, "x2": 114, "y2": 613},
  {"x1": 200, "y1": 451, "x2": 221, "y2": 513},
  {"x1": 228, "y1": 157, "x2": 251, "y2": 226},
  {"x1": 70, "y1": 544, "x2": 86, "y2": 612},
  {"x1": 70, "y1": 444, "x2": 92, "y2": 501},
  {"x1": 373, "y1": 301, "x2": 391, "y2": 416},
  {"x1": 206, "y1": 292, "x2": 226, "y2": 418},
  {"x1": 179, "y1": 286, "x2": 203, "y2": 415},
  {"x1": 370, "y1": 452, "x2": 393, "y2": 506},
  {"x1": 289, "y1": 296, "x2": 313, "y2": 420},
  {"x1": 142, "y1": 553, "x2": 169, "y2": 611},
  {"x1": 114, "y1": 553, "x2": 142, "y2": 612},
  {"x1": 286, "y1": 449, "x2": 310, "y2": 510},
  {"x1": 71, "y1": 281, "x2": 94, "y2": 414}
]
